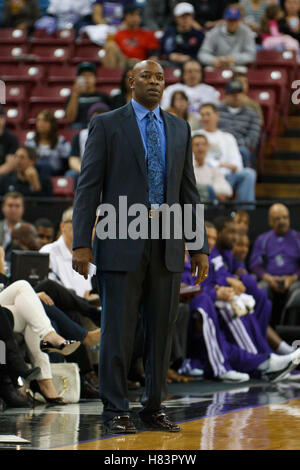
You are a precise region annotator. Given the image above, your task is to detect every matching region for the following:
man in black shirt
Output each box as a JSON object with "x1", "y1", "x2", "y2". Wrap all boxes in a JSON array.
[
  {"x1": 0, "y1": 146, "x2": 52, "y2": 197},
  {"x1": 65, "y1": 62, "x2": 111, "y2": 129},
  {"x1": 0, "y1": 106, "x2": 19, "y2": 176}
]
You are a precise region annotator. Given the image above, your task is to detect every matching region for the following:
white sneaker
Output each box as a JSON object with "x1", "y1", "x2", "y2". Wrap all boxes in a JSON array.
[
  {"x1": 219, "y1": 370, "x2": 250, "y2": 382},
  {"x1": 263, "y1": 349, "x2": 300, "y2": 383}
]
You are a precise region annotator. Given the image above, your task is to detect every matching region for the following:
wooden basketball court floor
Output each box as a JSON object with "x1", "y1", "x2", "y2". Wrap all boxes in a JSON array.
[{"x1": 2, "y1": 379, "x2": 300, "y2": 450}]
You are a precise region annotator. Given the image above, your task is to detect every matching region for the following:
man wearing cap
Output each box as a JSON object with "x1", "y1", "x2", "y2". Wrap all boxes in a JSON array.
[
  {"x1": 218, "y1": 79, "x2": 261, "y2": 167},
  {"x1": 65, "y1": 62, "x2": 111, "y2": 128},
  {"x1": 198, "y1": 6, "x2": 256, "y2": 68},
  {"x1": 161, "y1": 2, "x2": 205, "y2": 65},
  {"x1": 103, "y1": 5, "x2": 160, "y2": 68},
  {"x1": 0, "y1": 106, "x2": 19, "y2": 177}
]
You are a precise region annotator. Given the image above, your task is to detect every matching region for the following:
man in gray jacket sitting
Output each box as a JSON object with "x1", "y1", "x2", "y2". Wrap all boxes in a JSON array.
[{"x1": 198, "y1": 6, "x2": 256, "y2": 68}]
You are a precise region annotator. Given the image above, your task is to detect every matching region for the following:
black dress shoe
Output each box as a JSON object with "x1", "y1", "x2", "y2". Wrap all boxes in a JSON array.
[
  {"x1": 140, "y1": 413, "x2": 181, "y2": 432},
  {"x1": 40, "y1": 340, "x2": 81, "y2": 356},
  {"x1": 103, "y1": 415, "x2": 137, "y2": 434}
]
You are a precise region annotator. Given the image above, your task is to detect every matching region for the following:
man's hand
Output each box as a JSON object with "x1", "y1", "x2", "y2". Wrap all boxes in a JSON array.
[
  {"x1": 37, "y1": 291, "x2": 54, "y2": 306},
  {"x1": 72, "y1": 247, "x2": 93, "y2": 279},
  {"x1": 216, "y1": 286, "x2": 235, "y2": 301},
  {"x1": 191, "y1": 253, "x2": 209, "y2": 285},
  {"x1": 283, "y1": 274, "x2": 298, "y2": 291},
  {"x1": 227, "y1": 277, "x2": 246, "y2": 295},
  {"x1": 263, "y1": 273, "x2": 283, "y2": 293}
]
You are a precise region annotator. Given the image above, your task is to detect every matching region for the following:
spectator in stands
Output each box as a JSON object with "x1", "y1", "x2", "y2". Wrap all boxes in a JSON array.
[
  {"x1": 0, "y1": 192, "x2": 24, "y2": 250},
  {"x1": 218, "y1": 79, "x2": 262, "y2": 167},
  {"x1": 250, "y1": 203, "x2": 300, "y2": 324},
  {"x1": 189, "y1": 0, "x2": 234, "y2": 29},
  {"x1": 103, "y1": 5, "x2": 160, "y2": 68},
  {"x1": 160, "y1": 2, "x2": 205, "y2": 65},
  {"x1": 233, "y1": 209, "x2": 250, "y2": 235},
  {"x1": 67, "y1": 102, "x2": 110, "y2": 186},
  {"x1": 279, "y1": 0, "x2": 300, "y2": 43},
  {"x1": 25, "y1": 110, "x2": 71, "y2": 177},
  {"x1": 198, "y1": 5, "x2": 256, "y2": 68},
  {"x1": 143, "y1": 0, "x2": 173, "y2": 30},
  {"x1": 111, "y1": 67, "x2": 132, "y2": 109},
  {"x1": 0, "y1": 106, "x2": 19, "y2": 177},
  {"x1": 168, "y1": 90, "x2": 200, "y2": 130},
  {"x1": 92, "y1": 0, "x2": 135, "y2": 26},
  {"x1": 161, "y1": 59, "x2": 220, "y2": 116},
  {"x1": 0, "y1": 146, "x2": 53, "y2": 197},
  {"x1": 194, "y1": 103, "x2": 256, "y2": 208},
  {"x1": 233, "y1": 233, "x2": 250, "y2": 266},
  {"x1": 40, "y1": 207, "x2": 94, "y2": 299},
  {"x1": 65, "y1": 62, "x2": 111, "y2": 129},
  {"x1": 2, "y1": 0, "x2": 40, "y2": 31},
  {"x1": 260, "y1": 3, "x2": 299, "y2": 49},
  {"x1": 192, "y1": 133, "x2": 233, "y2": 202},
  {"x1": 232, "y1": 72, "x2": 264, "y2": 126},
  {"x1": 45, "y1": 0, "x2": 93, "y2": 30},
  {"x1": 242, "y1": 0, "x2": 269, "y2": 31},
  {"x1": 35, "y1": 218, "x2": 55, "y2": 248}
]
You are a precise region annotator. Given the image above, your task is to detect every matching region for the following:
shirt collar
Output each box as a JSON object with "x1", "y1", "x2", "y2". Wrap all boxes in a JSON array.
[
  {"x1": 57, "y1": 235, "x2": 72, "y2": 260},
  {"x1": 131, "y1": 98, "x2": 162, "y2": 123}
]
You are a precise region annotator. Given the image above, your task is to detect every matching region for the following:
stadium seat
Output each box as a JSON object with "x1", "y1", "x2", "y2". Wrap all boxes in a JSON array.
[
  {"x1": 27, "y1": 103, "x2": 68, "y2": 126},
  {"x1": 72, "y1": 44, "x2": 103, "y2": 64},
  {"x1": 5, "y1": 84, "x2": 26, "y2": 103},
  {"x1": 97, "y1": 67, "x2": 124, "y2": 84},
  {"x1": 248, "y1": 89, "x2": 277, "y2": 133},
  {"x1": 252, "y1": 50, "x2": 297, "y2": 84},
  {"x1": 59, "y1": 128, "x2": 78, "y2": 143},
  {"x1": 0, "y1": 64, "x2": 45, "y2": 84},
  {"x1": 0, "y1": 45, "x2": 30, "y2": 62},
  {"x1": 51, "y1": 176, "x2": 74, "y2": 198},
  {"x1": 163, "y1": 67, "x2": 182, "y2": 85},
  {"x1": 31, "y1": 29, "x2": 75, "y2": 45},
  {"x1": 0, "y1": 28, "x2": 27, "y2": 44},
  {"x1": 98, "y1": 84, "x2": 121, "y2": 97},
  {"x1": 14, "y1": 129, "x2": 35, "y2": 145},
  {"x1": 3, "y1": 105, "x2": 25, "y2": 129},
  {"x1": 30, "y1": 85, "x2": 72, "y2": 104},
  {"x1": 247, "y1": 68, "x2": 288, "y2": 110},
  {"x1": 30, "y1": 45, "x2": 71, "y2": 64},
  {"x1": 204, "y1": 68, "x2": 234, "y2": 87},
  {"x1": 47, "y1": 65, "x2": 77, "y2": 84}
]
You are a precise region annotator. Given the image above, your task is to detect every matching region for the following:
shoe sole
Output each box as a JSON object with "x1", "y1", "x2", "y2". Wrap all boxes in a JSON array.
[
  {"x1": 42, "y1": 341, "x2": 81, "y2": 356},
  {"x1": 265, "y1": 360, "x2": 298, "y2": 383}
]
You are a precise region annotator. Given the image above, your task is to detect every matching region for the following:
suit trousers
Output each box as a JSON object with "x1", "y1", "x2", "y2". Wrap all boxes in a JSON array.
[{"x1": 96, "y1": 229, "x2": 181, "y2": 422}]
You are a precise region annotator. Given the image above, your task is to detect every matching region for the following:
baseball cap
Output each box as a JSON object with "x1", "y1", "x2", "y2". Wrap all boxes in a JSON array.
[
  {"x1": 77, "y1": 62, "x2": 96, "y2": 76},
  {"x1": 223, "y1": 6, "x2": 242, "y2": 20},
  {"x1": 174, "y1": 2, "x2": 195, "y2": 17},
  {"x1": 225, "y1": 79, "x2": 244, "y2": 94}
]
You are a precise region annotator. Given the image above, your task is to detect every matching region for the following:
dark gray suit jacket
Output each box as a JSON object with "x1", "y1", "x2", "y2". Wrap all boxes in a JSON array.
[{"x1": 72, "y1": 102, "x2": 209, "y2": 272}]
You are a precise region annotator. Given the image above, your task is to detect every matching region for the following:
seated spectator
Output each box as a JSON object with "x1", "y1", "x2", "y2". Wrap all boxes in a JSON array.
[
  {"x1": 189, "y1": 0, "x2": 234, "y2": 30},
  {"x1": 0, "y1": 146, "x2": 53, "y2": 198},
  {"x1": 92, "y1": 0, "x2": 135, "y2": 27},
  {"x1": 2, "y1": 0, "x2": 40, "y2": 31},
  {"x1": 161, "y1": 59, "x2": 220, "y2": 116},
  {"x1": 25, "y1": 110, "x2": 71, "y2": 177},
  {"x1": 46, "y1": 0, "x2": 93, "y2": 30},
  {"x1": 192, "y1": 133, "x2": 233, "y2": 202},
  {"x1": 168, "y1": 90, "x2": 200, "y2": 130},
  {"x1": 232, "y1": 72, "x2": 264, "y2": 126},
  {"x1": 67, "y1": 102, "x2": 110, "y2": 186},
  {"x1": 194, "y1": 103, "x2": 256, "y2": 208},
  {"x1": 218, "y1": 79, "x2": 262, "y2": 167},
  {"x1": 260, "y1": 3, "x2": 299, "y2": 49},
  {"x1": 160, "y1": 2, "x2": 205, "y2": 65},
  {"x1": 242, "y1": 0, "x2": 269, "y2": 31},
  {"x1": 0, "y1": 106, "x2": 19, "y2": 177},
  {"x1": 111, "y1": 67, "x2": 132, "y2": 109},
  {"x1": 65, "y1": 62, "x2": 111, "y2": 129},
  {"x1": 40, "y1": 207, "x2": 94, "y2": 299},
  {"x1": 279, "y1": 0, "x2": 300, "y2": 43},
  {"x1": 143, "y1": 0, "x2": 173, "y2": 30},
  {"x1": 102, "y1": 5, "x2": 160, "y2": 68},
  {"x1": 233, "y1": 233, "x2": 250, "y2": 266},
  {"x1": 233, "y1": 209, "x2": 250, "y2": 235},
  {"x1": 250, "y1": 203, "x2": 300, "y2": 325},
  {"x1": 35, "y1": 218, "x2": 55, "y2": 248},
  {"x1": 198, "y1": 6, "x2": 256, "y2": 68},
  {"x1": 0, "y1": 192, "x2": 25, "y2": 250}
]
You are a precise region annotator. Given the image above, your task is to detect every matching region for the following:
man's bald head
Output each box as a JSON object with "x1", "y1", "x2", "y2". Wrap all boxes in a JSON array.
[
  {"x1": 129, "y1": 60, "x2": 165, "y2": 110},
  {"x1": 268, "y1": 203, "x2": 290, "y2": 235},
  {"x1": 12, "y1": 223, "x2": 41, "y2": 251}
]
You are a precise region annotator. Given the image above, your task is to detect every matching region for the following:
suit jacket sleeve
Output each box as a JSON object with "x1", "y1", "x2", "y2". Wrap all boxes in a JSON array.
[
  {"x1": 180, "y1": 121, "x2": 209, "y2": 257},
  {"x1": 72, "y1": 116, "x2": 107, "y2": 250}
]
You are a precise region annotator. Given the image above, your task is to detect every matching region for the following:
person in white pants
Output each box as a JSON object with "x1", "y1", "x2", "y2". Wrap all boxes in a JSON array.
[{"x1": 0, "y1": 280, "x2": 79, "y2": 403}]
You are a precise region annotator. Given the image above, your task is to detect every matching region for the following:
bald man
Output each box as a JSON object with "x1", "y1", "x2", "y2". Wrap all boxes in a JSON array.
[
  {"x1": 250, "y1": 204, "x2": 300, "y2": 324},
  {"x1": 72, "y1": 60, "x2": 209, "y2": 433}
]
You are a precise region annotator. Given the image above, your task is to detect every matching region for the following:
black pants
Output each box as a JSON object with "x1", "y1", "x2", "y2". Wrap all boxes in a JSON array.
[{"x1": 97, "y1": 235, "x2": 181, "y2": 422}]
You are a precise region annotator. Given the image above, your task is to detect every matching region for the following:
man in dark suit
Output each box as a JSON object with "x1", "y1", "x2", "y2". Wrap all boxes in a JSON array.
[{"x1": 72, "y1": 60, "x2": 209, "y2": 434}]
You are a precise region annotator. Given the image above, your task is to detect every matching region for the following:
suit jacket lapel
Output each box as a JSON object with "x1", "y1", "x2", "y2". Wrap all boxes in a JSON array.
[{"x1": 118, "y1": 103, "x2": 148, "y2": 184}]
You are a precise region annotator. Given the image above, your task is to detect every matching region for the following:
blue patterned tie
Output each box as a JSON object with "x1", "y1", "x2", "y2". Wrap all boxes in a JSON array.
[{"x1": 146, "y1": 111, "x2": 165, "y2": 206}]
